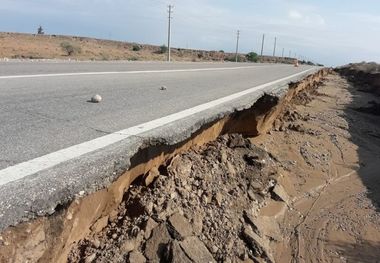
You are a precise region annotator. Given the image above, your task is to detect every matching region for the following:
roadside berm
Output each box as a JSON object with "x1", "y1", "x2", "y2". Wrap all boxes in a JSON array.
[{"x1": 3, "y1": 66, "x2": 380, "y2": 262}]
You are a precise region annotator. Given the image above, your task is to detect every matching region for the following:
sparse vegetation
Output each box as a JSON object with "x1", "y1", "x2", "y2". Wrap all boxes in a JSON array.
[
  {"x1": 246, "y1": 52, "x2": 258, "y2": 62},
  {"x1": 159, "y1": 45, "x2": 168, "y2": 54},
  {"x1": 37, "y1": 26, "x2": 44, "y2": 35},
  {"x1": 1, "y1": 32, "x2": 307, "y2": 63},
  {"x1": 132, "y1": 44, "x2": 141, "y2": 51},
  {"x1": 60, "y1": 42, "x2": 81, "y2": 56},
  {"x1": 99, "y1": 52, "x2": 109, "y2": 60},
  {"x1": 224, "y1": 55, "x2": 245, "y2": 62}
]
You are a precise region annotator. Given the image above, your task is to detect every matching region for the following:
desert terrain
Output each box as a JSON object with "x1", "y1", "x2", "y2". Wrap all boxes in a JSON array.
[{"x1": 0, "y1": 32, "x2": 301, "y2": 64}]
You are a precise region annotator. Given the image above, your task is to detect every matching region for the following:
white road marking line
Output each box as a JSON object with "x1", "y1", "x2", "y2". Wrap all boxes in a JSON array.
[
  {"x1": 0, "y1": 65, "x2": 271, "y2": 79},
  {"x1": 0, "y1": 68, "x2": 316, "y2": 186}
]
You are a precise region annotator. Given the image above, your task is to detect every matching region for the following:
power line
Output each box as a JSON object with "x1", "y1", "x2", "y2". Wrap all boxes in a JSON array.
[
  {"x1": 235, "y1": 30, "x2": 240, "y2": 63},
  {"x1": 167, "y1": 5, "x2": 173, "y2": 62}
]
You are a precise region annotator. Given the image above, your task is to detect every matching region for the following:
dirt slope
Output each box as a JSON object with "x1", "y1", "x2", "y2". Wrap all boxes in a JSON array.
[{"x1": 0, "y1": 32, "x2": 297, "y2": 63}]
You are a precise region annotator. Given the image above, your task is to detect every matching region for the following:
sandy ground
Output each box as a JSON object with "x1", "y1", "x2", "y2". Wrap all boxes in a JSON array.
[{"x1": 255, "y1": 73, "x2": 380, "y2": 262}]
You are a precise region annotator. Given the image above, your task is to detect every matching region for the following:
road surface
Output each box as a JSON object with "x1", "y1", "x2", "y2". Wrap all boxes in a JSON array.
[{"x1": 0, "y1": 61, "x2": 316, "y2": 177}]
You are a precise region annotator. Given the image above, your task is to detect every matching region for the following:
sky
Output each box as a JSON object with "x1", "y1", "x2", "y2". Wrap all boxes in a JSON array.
[{"x1": 1, "y1": 0, "x2": 380, "y2": 66}]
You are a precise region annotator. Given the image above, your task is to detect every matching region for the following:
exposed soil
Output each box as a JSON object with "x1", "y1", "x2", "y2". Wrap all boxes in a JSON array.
[
  {"x1": 257, "y1": 73, "x2": 380, "y2": 262},
  {"x1": 0, "y1": 70, "x2": 327, "y2": 263},
  {"x1": 1, "y1": 68, "x2": 378, "y2": 262},
  {"x1": 0, "y1": 32, "x2": 297, "y2": 64},
  {"x1": 68, "y1": 133, "x2": 279, "y2": 262},
  {"x1": 65, "y1": 72, "x2": 380, "y2": 263},
  {"x1": 336, "y1": 62, "x2": 380, "y2": 96}
]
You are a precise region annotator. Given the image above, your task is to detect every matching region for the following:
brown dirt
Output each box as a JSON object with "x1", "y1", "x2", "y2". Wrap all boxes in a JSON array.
[
  {"x1": 0, "y1": 32, "x2": 299, "y2": 64},
  {"x1": 0, "y1": 69, "x2": 327, "y2": 263},
  {"x1": 336, "y1": 62, "x2": 380, "y2": 96},
  {"x1": 0, "y1": 32, "x2": 229, "y2": 61},
  {"x1": 68, "y1": 134, "x2": 281, "y2": 262},
  {"x1": 257, "y1": 72, "x2": 380, "y2": 262},
  {"x1": 67, "y1": 72, "x2": 380, "y2": 263},
  {"x1": 3, "y1": 69, "x2": 377, "y2": 263}
]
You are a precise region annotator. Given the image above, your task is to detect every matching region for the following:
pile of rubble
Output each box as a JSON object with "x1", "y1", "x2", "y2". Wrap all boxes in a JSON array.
[{"x1": 68, "y1": 134, "x2": 288, "y2": 263}]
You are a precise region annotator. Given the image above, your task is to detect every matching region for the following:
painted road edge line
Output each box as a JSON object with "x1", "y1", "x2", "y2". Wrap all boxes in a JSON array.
[
  {"x1": 0, "y1": 65, "x2": 268, "y2": 79},
  {"x1": 0, "y1": 68, "x2": 316, "y2": 186}
]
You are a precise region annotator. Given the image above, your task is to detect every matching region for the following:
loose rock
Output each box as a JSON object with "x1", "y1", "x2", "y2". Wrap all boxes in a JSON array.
[{"x1": 90, "y1": 94, "x2": 102, "y2": 103}]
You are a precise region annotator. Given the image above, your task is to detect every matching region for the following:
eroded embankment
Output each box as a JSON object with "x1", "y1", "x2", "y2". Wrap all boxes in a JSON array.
[
  {"x1": 336, "y1": 62, "x2": 380, "y2": 115},
  {"x1": 0, "y1": 69, "x2": 328, "y2": 263}
]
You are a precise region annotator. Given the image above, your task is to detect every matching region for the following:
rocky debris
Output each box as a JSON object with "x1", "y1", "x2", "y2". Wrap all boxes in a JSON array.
[
  {"x1": 299, "y1": 141, "x2": 331, "y2": 169},
  {"x1": 165, "y1": 240, "x2": 193, "y2": 263},
  {"x1": 179, "y1": 236, "x2": 216, "y2": 263},
  {"x1": 90, "y1": 94, "x2": 102, "y2": 103},
  {"x1": 168, "y1": 213, "x2": 193, "y2": 239},
  {"x1": 144, "y1": 223, "x2": 171, "y2": 262},
  {"x1": 273, "y1": 110, "x2": 313, "y2": 133},
  {"x1": 84, "y1": 253, "x2": 96, "y2": 263},
  {"x1": 143, "y1": 167, "x2": 160, "y2": 186},
  {"x1": 243, "y1": 226, "x2": 274, "y2": 263},
  {"x1": 244, "y1": 210, "x2": 282, "y2": 242},
  {"x1": 272, "y1": 184, "x2": 291, "y2": 205},
  {"x1": 143, "y1": 217, "x2": 158, "y2": 239},
  {"x1": 68, "y1": 134, "x2": 287, "y2": 262},
  {"x1": 128, "y1": 251, "x2": 146, "y2": 263},
  {"x1": 160, "y1": 85, "x2": 167, "y2": 91}
]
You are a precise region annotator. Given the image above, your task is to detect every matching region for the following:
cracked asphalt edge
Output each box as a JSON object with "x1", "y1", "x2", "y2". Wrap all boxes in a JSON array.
[{"x1": 0, "y1": 68, "x2": 322, "y2": 231}]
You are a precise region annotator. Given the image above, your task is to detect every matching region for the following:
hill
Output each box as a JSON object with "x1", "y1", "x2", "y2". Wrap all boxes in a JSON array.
[{"x1": 0, "y1": 32, "x2": 297, "y2": 64}]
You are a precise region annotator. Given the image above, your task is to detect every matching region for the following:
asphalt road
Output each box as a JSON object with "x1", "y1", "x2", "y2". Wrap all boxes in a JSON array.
[{"x1": 0, "y1": 61, "x2": 315, "y2": 170}]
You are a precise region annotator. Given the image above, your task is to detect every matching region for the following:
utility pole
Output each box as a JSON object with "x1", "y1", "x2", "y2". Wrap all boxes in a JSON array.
[
  {"x1": 289, "y1": 50, "x2": 291, "y2": 58},
  {"x1": 260, "y1": 34, "x2": 265, "y2": 56},
  {"x1": 282, "y1": 48, "x2": 284, "y2": 58},
  {"x1": 235, "y1": 30, "x2": 240, "y2": 62},
  {"x1": 273, "y1": 37, "x2": 277, "y2": 57},
  {"x1": 167, "y1": 5, "x2": 173, "y2": 62}
]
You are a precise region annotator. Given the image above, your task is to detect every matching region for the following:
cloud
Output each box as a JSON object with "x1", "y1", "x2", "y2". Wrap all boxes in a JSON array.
[
  {"x1": 2, "y1": 0, "x2": 380, "y2": 66},
  {"x1": 288, "y1": 9, "x2": 325, "y2": 26},
  {"x1": 288, "y1": 10, "x2": 303, "y2": 20}
]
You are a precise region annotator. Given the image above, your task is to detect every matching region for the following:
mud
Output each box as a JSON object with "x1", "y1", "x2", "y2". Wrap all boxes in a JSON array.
[{"x1": 0, "y1": 69, "x2": 329, "y2": 263}]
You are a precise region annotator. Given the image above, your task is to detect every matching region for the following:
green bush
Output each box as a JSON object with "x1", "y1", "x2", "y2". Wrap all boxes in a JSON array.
[
  {"x1": 246, "y1": 52, "x2": 258, "y2": 62},
  {"x1": 37, "y1": 26, "x2": 44, "y2": 35},
  {"x1": 224, "y1": 55, "x2": 245, "y2": 62},
  {"x1": 60, "y1": 42, "x2": 81, "y2": 56},
  {"x1": 159, "y1": 45, "x2": 168, "y2": 54},
  {"x1": 132, "y1": 45, "x2": 141, "y2": 51}
]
